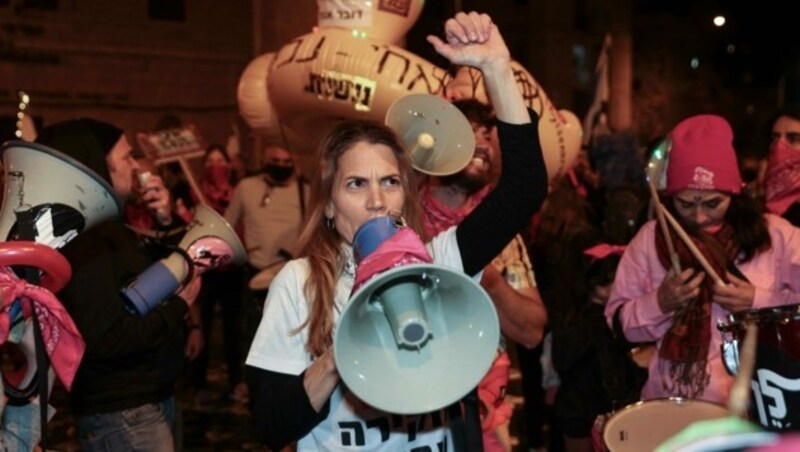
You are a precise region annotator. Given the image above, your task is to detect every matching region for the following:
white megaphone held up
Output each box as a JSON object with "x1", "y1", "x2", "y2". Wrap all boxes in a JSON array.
[
  {"x1": 121, "y1": 204, "x2": 246, "y2": 316},
  {"x1": 334, "y1": 217, "x2": 500, "y2": 414},
  {"x1": 0, "y1": 140, "x2": 123, "y2": 247},
  {"x1": 385, "y1": 94, "x2": 476, "y2": 177}
]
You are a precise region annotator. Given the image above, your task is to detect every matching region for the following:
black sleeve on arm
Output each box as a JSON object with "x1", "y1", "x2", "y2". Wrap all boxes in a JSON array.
[
  {"x1": 247, "y1": 365, "x2": 330, "y2": 450},
  {"x1": 457, "y1": 110, "x2": 548, "y2": 275}
]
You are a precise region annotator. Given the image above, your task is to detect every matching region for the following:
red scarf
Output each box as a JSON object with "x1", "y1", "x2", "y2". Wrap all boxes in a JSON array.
[
  {"x1": 764, "y1": 140, "x2": 800, "y2": 216},
  {"x1": 200, "y1": 164, "x2": 233, "y2": 215},
  {"x1": 655, "y1": 220, "x2": 738, "y2": 397},
  {"x1": 420, "y1": 184, "x2": 490, "y2": 236}
]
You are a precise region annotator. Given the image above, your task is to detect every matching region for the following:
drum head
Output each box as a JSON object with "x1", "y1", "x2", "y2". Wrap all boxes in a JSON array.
[{"x1": 603, "y1": 398, "x2": 729, "y2": 452}]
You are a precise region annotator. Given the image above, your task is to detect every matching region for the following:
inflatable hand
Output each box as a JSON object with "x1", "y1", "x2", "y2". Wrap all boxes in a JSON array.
[
  {"x1": 238, "y1": 0, "x2": 582, "y2": 180},
  {"x1": 237, "y1": 52, "x2": 281, "y2": 140},
  {"x1": 264, "y1": 27, "x2": 451, "y2": 157}
]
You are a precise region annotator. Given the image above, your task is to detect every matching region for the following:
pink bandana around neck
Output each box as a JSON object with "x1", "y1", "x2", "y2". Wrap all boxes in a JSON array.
[
  {"x1": 0, "y1": 267, "x2": 85, "y2": 391},
  {"x1": 420, "y1": 184, "x2": 490, "y2": 237}
]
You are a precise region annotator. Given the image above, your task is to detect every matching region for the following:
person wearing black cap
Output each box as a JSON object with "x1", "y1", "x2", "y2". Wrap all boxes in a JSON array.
[{"x1": 35, "y1": 118, "x2": 201, "y2": 451}]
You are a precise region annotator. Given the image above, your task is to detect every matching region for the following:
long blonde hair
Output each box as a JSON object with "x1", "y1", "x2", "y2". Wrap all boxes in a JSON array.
[{"x1": 295, "y1": 120, "x2": 425, "y2": 357}]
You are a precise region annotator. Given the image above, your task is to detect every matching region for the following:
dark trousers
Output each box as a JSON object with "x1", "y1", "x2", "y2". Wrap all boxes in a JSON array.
[
  {"x1": 190, "y1": 266, "x2": 245, "y2": 391},
  {"x1": 242, "y1": 263, "x2": 269, "y2": 411},
  {"x1": 516, "y1": 341, "x2": 564, "y2": 451}
]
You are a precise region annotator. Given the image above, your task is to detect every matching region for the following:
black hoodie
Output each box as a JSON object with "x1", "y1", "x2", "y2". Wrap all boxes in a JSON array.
[{"x1": 35, "y1": 118, "x2": 189, "y2": 415}]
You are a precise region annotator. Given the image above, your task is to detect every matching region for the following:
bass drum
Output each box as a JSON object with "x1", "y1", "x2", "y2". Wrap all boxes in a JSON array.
[
  {"x1": 718, "y1": 304, "x2": 800, "y2": 431},
  {"x1": 602, "y1": 398, "x2": 729, "y2": 452}
]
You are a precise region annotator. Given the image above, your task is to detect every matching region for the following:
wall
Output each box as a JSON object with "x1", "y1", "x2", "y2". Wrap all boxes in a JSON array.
[{"x1": 1, "y1": 0, "x2": 252, "y2": 151}]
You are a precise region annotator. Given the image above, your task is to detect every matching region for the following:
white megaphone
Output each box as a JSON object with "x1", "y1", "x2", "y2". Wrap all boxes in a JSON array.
[
  {"x1": 0, "y1": 140, "x2": 123, "y2": 247},
  {"x1": 121, "y1": 204, "x2": 246, "y2": 316},
  {"x1": 334, "y1": 217, "x2": 500, "y2": 414},
  {"x1": 385, "y1": 94, "x2": 476, "y2": 176}
]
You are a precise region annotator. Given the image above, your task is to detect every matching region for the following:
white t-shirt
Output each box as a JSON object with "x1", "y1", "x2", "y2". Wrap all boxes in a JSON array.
[{"x1": 247, "y1": 227, "x2": 472, "y2": 451}]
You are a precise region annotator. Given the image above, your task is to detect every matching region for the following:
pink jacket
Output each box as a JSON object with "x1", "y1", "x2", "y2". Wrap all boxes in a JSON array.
[{"x1": 605, "y1": 214, "x2": 800, "y2": 404}]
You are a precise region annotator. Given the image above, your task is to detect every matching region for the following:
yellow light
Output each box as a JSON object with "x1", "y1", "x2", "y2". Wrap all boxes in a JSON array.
[{"x1": 713, "y1": 16, "x2": 726, "y2": 27}]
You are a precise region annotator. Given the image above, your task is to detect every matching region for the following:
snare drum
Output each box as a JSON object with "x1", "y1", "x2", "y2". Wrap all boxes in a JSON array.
[
  {"x1": 717, "y1": 304, "x2": 800, "y2": 431},
  {"x1": 602, "y1": 398, "x2": 729, "y2": 452}
]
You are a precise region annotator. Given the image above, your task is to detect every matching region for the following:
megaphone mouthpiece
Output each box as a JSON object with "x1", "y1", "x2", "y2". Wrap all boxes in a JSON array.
[
  {"x1": 374, "y1": 275, "x2": 431, "y2": 349},
  {"x1": 416, "y1": 132, "x2": 435, "y2": 149}
]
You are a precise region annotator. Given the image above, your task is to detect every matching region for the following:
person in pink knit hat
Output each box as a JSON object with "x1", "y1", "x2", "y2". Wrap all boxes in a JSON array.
[{"x1": 604, "y1": 114, "x2": 800, "y2": 428}]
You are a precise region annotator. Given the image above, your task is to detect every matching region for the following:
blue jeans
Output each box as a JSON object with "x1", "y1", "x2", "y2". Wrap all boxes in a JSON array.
[
  {"x1": 76, "y1": 397, "x2": 175, "y2": 452},
  {"x1": 2, "y1": 401, "x2": 54, "y2": 451}
]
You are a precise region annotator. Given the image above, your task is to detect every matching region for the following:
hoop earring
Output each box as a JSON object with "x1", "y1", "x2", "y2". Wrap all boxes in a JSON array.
[
  {"x1": 388, "y1": 209, "x2": 407, "y2": 227},
  {"x1": 326, "y1": 217, "x2": 336, "y2": 231}
]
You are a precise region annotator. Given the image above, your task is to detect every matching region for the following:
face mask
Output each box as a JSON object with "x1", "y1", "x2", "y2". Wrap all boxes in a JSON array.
[
  {"x1": 768, "y1": 139, "x2": 800, "y2": 167},
  {"x1": 264, "y1": 164, "x2": 294, "y2": 182},
  {"x1": 204, "y1": 163, "x2": 230, "y2": 186}
]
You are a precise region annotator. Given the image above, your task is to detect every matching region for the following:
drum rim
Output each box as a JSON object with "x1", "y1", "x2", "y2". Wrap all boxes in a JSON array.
[
  {"x1": 717, "y1": 303, "x2": 800, "y2": 332},
  {"x1": 602, "y1": 397, "x2": 730, "y2": 448},
  {"x1": 603, "y1": 397, "x2": 728, "y2": 428},
  {"x1": 739, "y1": 304, "x2": 800, "y2": 319},
  {"x1": 607, "y1": 397, "x2": 726, "y2": 415}
]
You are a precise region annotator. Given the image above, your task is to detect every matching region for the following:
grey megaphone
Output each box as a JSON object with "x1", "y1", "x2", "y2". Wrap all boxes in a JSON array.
[
  {"x1": 121, "y1": 204, "x2": 246, "y2": 316},
  {"x1": 334, "y1": 217, "x2": 500, "y2": 414},
  {"x1": 385, "y1": 93, "x2": 476, "y2": 176},
  {"x1": 0, "y1": 140, "x2": 123, "y2": 247}
]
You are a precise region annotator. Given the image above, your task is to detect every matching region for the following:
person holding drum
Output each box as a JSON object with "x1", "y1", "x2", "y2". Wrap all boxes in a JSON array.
[{"x1": 604, "y1": 114, "x2": 800, "y2": 405}]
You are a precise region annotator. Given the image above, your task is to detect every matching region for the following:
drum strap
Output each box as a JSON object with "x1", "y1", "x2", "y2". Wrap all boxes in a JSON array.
[{"x1": 449, "y1": 388, "x2": 484, "y2": 452}]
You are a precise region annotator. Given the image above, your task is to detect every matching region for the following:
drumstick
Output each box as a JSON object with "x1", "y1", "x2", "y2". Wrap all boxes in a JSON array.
[
  {"x1": 647, "y1": 181, "x2": 681, "y2": 275},
  {"x1": 728, "y1": 323, "x2": 757, "y2": 418},
  {"x1": 659, "y1": 206, "x2": 725, "y2": 286}
]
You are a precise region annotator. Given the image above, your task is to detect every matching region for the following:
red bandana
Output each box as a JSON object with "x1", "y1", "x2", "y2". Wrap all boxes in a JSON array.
[
  {"x1": 420, "y1": 184, "x2": 490, "y2": 237},
  {"x1": 764, "y1": 140, "x2": 800, "y2": 216}
]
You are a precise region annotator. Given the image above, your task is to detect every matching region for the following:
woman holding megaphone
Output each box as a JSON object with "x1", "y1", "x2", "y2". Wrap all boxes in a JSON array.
[{"x1": 245, "y1": 11, "x2": 548, "y2": 451}]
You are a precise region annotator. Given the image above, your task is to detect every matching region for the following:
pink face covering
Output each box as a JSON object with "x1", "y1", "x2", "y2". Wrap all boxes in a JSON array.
[
  {"x1": 764, "y1": 139, "x2": 800, "y2": 215},
  {"x1": 204, "y1": 163, "x2": 231, "y2": 187}
]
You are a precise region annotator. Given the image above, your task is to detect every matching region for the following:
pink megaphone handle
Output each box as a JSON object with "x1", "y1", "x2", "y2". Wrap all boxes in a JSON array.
[{"x1": 0, "y1": 241, "x2": 72, "y2": 292}]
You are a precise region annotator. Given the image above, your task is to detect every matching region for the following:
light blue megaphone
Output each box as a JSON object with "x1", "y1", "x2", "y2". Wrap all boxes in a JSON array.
[{"x1": 335, "y1": 216, "x2": 500, "y2": 414}]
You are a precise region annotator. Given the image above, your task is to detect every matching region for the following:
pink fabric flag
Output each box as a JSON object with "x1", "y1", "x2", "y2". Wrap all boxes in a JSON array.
[
  {"x1": 0, "y1": 267, "x2": 85, "y2": 391},
  {"x1": 351, "y1": 228, "x2": 433, "y2": 295}
]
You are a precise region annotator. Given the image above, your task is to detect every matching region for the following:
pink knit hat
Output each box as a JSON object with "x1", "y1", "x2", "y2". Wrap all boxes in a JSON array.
[{"x1": 665, "y1": 114, "x2": 743, "y2": 195}]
